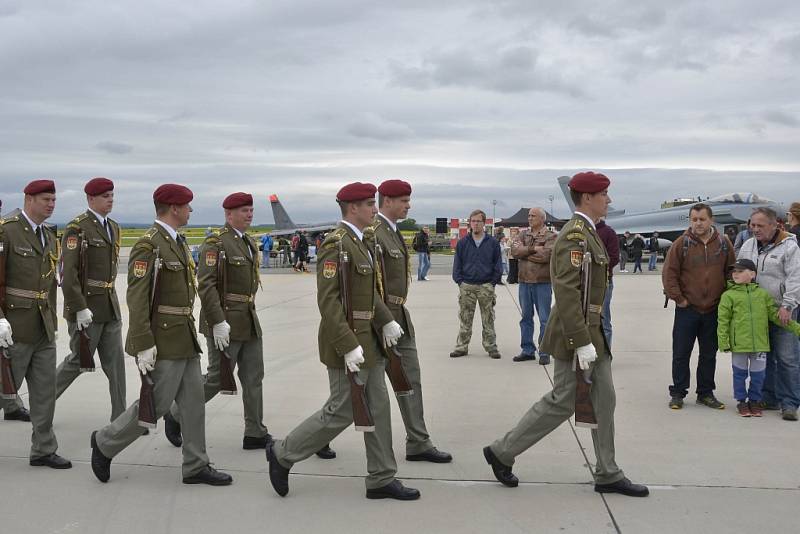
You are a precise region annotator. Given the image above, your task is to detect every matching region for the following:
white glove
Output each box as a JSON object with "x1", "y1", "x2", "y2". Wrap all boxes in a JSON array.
[
  {"x1": 576, "y1": 344, "x2": 597, "y2": 370},
  {"x1": 343, "y1": 345, "x2": 365, "y2": 373},
  {"x1": 213, "y1": 321, "x2": 231, "y2": 351},
  {"x1": 0, "y1": 318, "x2": 13, "y2": 348},
  {"x1": 137, "y1": 346, "x2": 157, "y2": 373},
  {"x1": 382, "y1": 321, "x2": 404, "y2": 347},
  {"x1": 76, "y1": 308, "x2": 93, "y2": 331}
]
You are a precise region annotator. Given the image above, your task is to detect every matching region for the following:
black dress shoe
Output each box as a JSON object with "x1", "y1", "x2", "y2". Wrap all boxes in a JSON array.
[
  {"x1": 266, "y1": 442, "x2": 290, "y2": 496},
  {"x1": 406, "y1": 447, "x2": 453, "y2": 463},
  {"x1": 483, "y1": 446, "x2": 518, "y2": 487},
  {"x1": 315, "y1": 444, "x2": 336, "y2": 459},
  {"x1": 91, "y1": 431, "x2": 111, "y2": 482},
  {"x1": 4, "y1": 406, "x2": 31, "y2": 421},
  {"x1": 512, "y1": 353, "x2": 536, "y2": 362},
  {"x1": 366, "y1": 480, "x2": 420, "y2": 500},
  {"x1": 163, "y1": 413, "x2": 182, "y2": 447},
  {"x1": 243, "y1": 434, "x2": 273, "y2": 450},
  {"x1": 30, "y1": 453, "x2": 72, "y2": 469},
  {"x1": 594, "y1": 477, "x2": 649, "y2": 497},
  {"x1": 183, "y1": 465, "x2": 233, "y2": 486}
]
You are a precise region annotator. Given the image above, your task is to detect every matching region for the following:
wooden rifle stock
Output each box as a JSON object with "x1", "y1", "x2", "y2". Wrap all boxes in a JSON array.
[
  {"x1": 138, "y1": 250, "x2": 161, "y2": 429},
  {"x1": 77, "y1": 234, "x2": 96, "y2": 372},
  {"x1": 374, "y1": 243, "x2": 413, "y2": 396},
  {"x1": 575, "y1": 247, "x2": 598, "y2": 429},
  {"x1": 0, "y1": 242, "x2": 18, "y2": 400},
  {"x1": 339, "y1": 245, "x2": 375, "y2": 432},
  {"x1": 216, "y1": 249, "x2": 237, "y2": 395}
]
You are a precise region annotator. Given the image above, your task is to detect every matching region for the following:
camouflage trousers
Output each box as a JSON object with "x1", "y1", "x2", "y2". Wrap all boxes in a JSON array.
[{"x1": 454, "y1": 282, "x2": 497, "y2": 353}]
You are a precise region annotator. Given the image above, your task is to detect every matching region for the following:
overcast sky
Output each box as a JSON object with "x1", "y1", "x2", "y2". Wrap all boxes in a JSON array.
[{"x1": 1, "y1": 0, "x2": 798, "y2": 224}]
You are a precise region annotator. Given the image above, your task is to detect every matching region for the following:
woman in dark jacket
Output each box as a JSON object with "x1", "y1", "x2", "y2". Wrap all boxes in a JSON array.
[{"x1": 630, "y1": 233, "x2": 646, "y2": 273}]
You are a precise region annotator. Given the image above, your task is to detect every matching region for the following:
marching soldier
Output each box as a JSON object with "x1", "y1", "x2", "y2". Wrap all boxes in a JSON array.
[
  {"x1": 163, "y1": 192, "x2": 271, "y2": 450},
  {"x1": 266, "y1": 182, "x2": 420, "y2": 500},
  {"x1": 56, "y1": 177, "x2": 126, "y2": 421},
  {"x1": 483, "y1": 172, "x2": 649, "y2": 497},
  {"x1": 372, "y1": 179, "x2": 452, "y2": 463},
  {"x1": 0, "y1": 179, "x2": 71, "y2": 468},
  {"x1": 90, "y1": 184, "x2": 232, "y2": 486}
]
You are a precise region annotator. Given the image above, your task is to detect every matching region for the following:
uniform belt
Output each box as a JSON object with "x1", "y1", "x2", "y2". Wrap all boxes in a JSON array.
[
  {"x1": 157, "y1": 305, "x2": 193, "y2": 316},
  {"x1": 6, "y1": 287, "x2": 49, "y2": 300},
  {"x1": 225, "y1": 292, "x2": 254, "y2": 303},
  {"x1": 385, "y1": 295, "x2": 405, "y2": 305},
  {"x1": 587, "y1": 304, "x2": 602, "y2": 314},
  {"x1": 87, "y1": 278, "x2": 115, "y2": 290},
  {"x1": 352, "y1": 310, "x2": 374, "y2": 320}
]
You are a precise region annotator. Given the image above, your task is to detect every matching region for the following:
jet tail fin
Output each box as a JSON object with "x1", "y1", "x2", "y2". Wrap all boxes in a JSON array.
[
  {"x1": 268, "y1": 194, "x2": 296, "y2": 230},
  {"x1": 557, "y1": 176, "x2": 575, "y2": 213}
]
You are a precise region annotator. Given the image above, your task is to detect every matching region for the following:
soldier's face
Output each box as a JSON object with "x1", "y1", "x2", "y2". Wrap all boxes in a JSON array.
[
  {"x1": 174, "y1": 203, "x2": 192, "y2": 227},
  {"x1": 88, "y1": 191, "x2": 114, "y2": 216},
  {"x1": 25, "y1": 192, "x2": 56, "y2": 223},
  {"x1": 351, "y1": 198, "x2": 377, "y2": 228},
  {"x1": 582, "y1": 190, "x2": 610, "y2": 219},
  {"x1": 384, "y1": 195, "x2": 411, "y2": 220},
  {"x1": 689, "y1": 208, "x2": 713, "y2": 237},
  {"x1": 227, "y1": 205, "x2": 253, "y2": 232}
]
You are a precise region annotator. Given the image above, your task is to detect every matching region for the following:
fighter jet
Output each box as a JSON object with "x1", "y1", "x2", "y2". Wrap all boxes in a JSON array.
[
  {"x1": 267, "y1": 194, "x2": 337, "y2": 237},
  {"x1": 556, "y1": 175, "x2": 784, "y2": 243}
]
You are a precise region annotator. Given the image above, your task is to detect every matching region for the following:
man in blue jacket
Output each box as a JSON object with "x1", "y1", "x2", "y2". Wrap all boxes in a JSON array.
[{"x1": 450, "y1": 209, "x2": 503, "y2": 359}]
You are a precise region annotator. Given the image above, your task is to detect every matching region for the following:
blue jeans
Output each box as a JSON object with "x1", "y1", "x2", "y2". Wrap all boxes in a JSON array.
[
  {"x1": 648, "y1": 253, "x2": 658, "y2": 270},
  {"x1": 417, "y1": 252, "x2": 430, "y2": 280},
  {"x1": 669, "y1": 306, "x2": 719, "y2": 398},
  {"x1": 763, "y1": 309, "x2": 800, "y2": 410},
  {"x1": 519, "y1": 282, "x2": 552, "y2": 356},
  {"x1": 601, "y1": 279, "x2": 613, "y2": 348},
  {"x1": 262, "y1": 250, "x2": 270, "y2": 268}
]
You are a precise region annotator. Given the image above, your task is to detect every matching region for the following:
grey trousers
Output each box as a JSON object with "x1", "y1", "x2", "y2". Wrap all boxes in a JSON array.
[
  {"x1": 490, "y1": 355, "x2": 624, "y2": 485},
  {"x1": 172, "y1": 336, "x2": 268, "y2": 438},
  {"x1": 7, "y1": 334, "x2": 58, "y2": 459},
  {"x1": 55, "y1": 320, "x2": 127, "y2": 421},
  {"x1": 393, "y1": 333, "x2": 434, "y2": 455},
  {"x1": 95, "y1": 357, "x2": 210, "y2": 477},
  {"x1": 274, "y1": 357, "x2": 397, "y2": 489},
  {"x1": 0, "y1": 394, "x2": 25, "y2": 413}
]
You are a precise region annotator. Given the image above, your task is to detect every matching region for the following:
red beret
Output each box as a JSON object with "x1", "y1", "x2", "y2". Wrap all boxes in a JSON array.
[
  {"x1": 336, "y1": 182, "x2": 377, "y2": 202},
  {"x1": 84, "y1": 177, "x2": 114, "y2": 196},
  {"x1": 24, "y1": 179, "x2": 56, "y2": 195},
  {"x1": 568, "y1": 171, "x2": 610, "y2": 193},
  {"x1": 222, "y1": 192, "x2": 253, "y2": 209},
  {"x1": 153, "y1": 184, "x2": 193, "y2": 205},
  {"x1": 378, "y1": 179, "x2": 412, "y2": 197}
]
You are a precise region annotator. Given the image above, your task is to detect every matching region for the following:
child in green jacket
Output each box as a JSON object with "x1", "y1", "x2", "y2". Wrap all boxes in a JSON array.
[{"x1": 718, "y1": 259, "x2": 800, "y2": 417}]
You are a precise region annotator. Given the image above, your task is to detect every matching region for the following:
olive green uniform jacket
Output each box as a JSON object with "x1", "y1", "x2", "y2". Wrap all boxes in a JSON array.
[
  {"x1": 125, "y1": 223, "x2": 201, "y2": 359},
  {"x1": 372, "y1": 215, "x2": 415, "y2": 337},
  {"x1": 540, "y1": 214, "x2": 610, "y2": 361},
  {"x1": 316, "y1": 223, "x2": 394, "y2": 369},
  {"x1": 60, "y1": 210, "x2": 121, "y2": 322},
  {"x1": 0, "y1": 215, "x2": 59, "y2": 343},
  {"x1": 197, "y1": 224, "x2": 262, "y2": 341}
]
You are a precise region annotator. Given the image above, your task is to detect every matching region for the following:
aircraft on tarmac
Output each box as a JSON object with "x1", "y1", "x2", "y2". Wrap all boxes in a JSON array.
[
  {"x1": 556, "y1": 175, "x2": 784, "y2": 244},
  {"x1": 267, "y1": 194, "x2": 337, "y2": 237}
]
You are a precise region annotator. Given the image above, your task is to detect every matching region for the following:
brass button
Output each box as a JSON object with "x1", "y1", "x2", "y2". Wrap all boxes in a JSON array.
[{"x1": 163, "y1": 323, "x2": 167, "y2": 327}]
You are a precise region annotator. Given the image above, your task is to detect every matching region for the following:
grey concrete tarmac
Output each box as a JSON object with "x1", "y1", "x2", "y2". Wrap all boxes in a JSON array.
[{"x1": 1, "y1": 257, "x2": 797, "y2": 533}]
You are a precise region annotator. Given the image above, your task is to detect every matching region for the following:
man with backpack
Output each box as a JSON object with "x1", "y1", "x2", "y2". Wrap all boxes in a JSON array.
[{"x1": 662, "y1": 203, "x2": 735, "y2": 411}]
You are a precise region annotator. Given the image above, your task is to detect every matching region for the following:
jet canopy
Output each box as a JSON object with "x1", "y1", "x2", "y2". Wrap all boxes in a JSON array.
[{"x1": 707, "y1": 192, "x2": 772, "y2": 205}]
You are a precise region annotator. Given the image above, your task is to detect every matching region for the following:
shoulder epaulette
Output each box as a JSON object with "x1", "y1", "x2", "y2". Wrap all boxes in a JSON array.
[
  {"x1": 566, "y1": 232, "x2": 586, "y2": 242},
  {"x1": 1, "y1": 215, "x2": 20, "y2": 225},
  {"x1": 133, "y1": 241, "x2": 154, "y2": 252},
  {"x1": 363, "y1": 225, "x2": 376, "y2": 238},
  {"x1": 322, "y1": 228, "x2": 346, "y2": 249},
  {"x1": 142, "y1": 227, "x2": 157, "y2": 240},
  {"x1": 372, "y1": 218, "x2": 384, "y2": 230},
  {"x1": 214, "y1": 226, "x2": 229, "y2": 237},
  {"x1": 72, "y1": 213, "x2": 89, "y2": 224}
]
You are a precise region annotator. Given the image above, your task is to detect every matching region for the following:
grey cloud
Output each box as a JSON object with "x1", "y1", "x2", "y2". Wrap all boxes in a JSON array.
[
  {"x1": 96, "y1": 141, "x2": 133, "y2": 154},
  {"x1": 347, "y1": 113, "x2": 414, "y2": 141},
  {"x1": 762, "y1": 110, "x2": 799, "y2": 128},
  {"x1": 390, "y1": 45, "x2": 584, "y2": 97}
]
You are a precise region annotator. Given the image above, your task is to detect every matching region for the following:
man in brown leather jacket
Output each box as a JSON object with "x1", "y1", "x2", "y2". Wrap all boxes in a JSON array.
[{"x1": 511, "y1": 207, "x2": 556, "y2": 365}]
